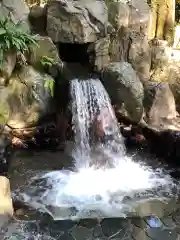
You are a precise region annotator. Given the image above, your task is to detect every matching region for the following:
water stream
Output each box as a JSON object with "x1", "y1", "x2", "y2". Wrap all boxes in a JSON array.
[{"x1": 15, "y1": 78, "x2": 179, "y2": 220}]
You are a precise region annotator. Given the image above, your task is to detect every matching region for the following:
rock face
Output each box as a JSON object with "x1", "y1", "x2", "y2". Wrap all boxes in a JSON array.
[
  {"x1": 150, "y1": 39, "x2": 170, "y2": 70},
  {"x1": 149, "y1": 0, "x2": 175, "y2": 44},
  {"x1": 29, "y1": 35, "x2": 62, "y2": 77},
  {"x1": 149, "y1": 44, "x2": 180, "y2": 113},
  {"x1": 0, "y1": 134, "x2": 12, "y2": 176},
  {"x1": 147, "y1": 83, "x2": 178, "y2": 131},
  {"x1": 128, "y1": 32, "x2": 151, "y2": 83},
  {"x1": 0, "y1": 176, "x2": 13, "y2": 216},
  {"x1": 29, "y1": 36, "x2": 60, "y2": 66},
  {"x1": 101, "y1": 62, "x2": 144, "y2": 123},
  {"x1": 0, "y1": 0, "x2": 178, "y2": 140},
  {"x1": 88, "y1": 37, "x2": 110, "y2": 71},
  {"x1": 46, "y1": 0, "x2": 110, "y2": 43},
  {"x1": 107, "y1": 0, "x2": 151, "y2": 81},
  {"x1": 0, "y1": 66, "x2": 54, "y2": 129},
  {"x1": 0, "y1": 51, "x2": 16, "y2": 84},
  {"x1": 29, "y1": 5, "x2": 47, "y2": 34},
  {"x1": 0, "y1": 0, "x2": 30, "y2": 31}
]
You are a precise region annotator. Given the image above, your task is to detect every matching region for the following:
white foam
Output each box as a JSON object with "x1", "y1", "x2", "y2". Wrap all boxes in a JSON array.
[{"x1": 19, "y1": 155, "x2": 176, "y2": 220}]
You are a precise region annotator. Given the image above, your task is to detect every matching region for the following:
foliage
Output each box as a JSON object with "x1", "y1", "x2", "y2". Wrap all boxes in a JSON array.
[
  {"x1": 0, "y1": 16, "x2": 38, "y2": 69},
  {"x1": 40, "y1": 56, "x2": 55, "y2": 98},
  {"x1": 44, "y1": 77, "x2": 55, "y2": 97},
  {"x1": 40, "y1": 56, "x2": 55, "y2": 68}
]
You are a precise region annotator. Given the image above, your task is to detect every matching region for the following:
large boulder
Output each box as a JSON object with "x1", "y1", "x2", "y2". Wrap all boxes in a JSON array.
[
  {"x1": 106, "y1": 0, "x2": 150, "y2": 32},
  {"x1": 88, "y1": 36, "x2": 110, "y2": 71},
  {"x1": 46, "y1": 0, "x2": 110, "y2": 43},
  {"x1": 150, "y1": 55, "x2": 180, "y2": 113},
  {"x1": 107, "y1": 0, "x2": 151, "y2": 81},
  {"x1": 128, "y1": 31, "x2": 151, "y2": 83},
  {"x1": 29, "y1": 36, "x2": 61, "y2": 65},
  {"x1": 0, "y1": 0, "x2": 30, "y2": 31},
  {"x1": 150, "y1": 39, "x2": 171, "y2": 71},
  {"x1": 101, "y1": 62, "x2": 144, "y2": 123},
  {"x1": 29, "y1": 35, "x2": 63, "y2": 77},
  {"x1": 145, "y1": 82, "x2": 179, "y2": 131},
  {"x1": 0, "y1": 66, "x2": 55, "y2": 129}
]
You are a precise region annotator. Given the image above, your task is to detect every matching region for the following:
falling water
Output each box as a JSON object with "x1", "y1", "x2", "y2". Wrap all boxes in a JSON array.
[
  {"x1": 16, "y1": 78, "x2": 179, "y2": 220},
  {"x1": 70, "y1": 78, "x2": 125, "y2": 169}
]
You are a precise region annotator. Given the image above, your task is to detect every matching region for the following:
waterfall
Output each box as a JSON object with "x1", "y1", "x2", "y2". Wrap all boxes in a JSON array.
[
  {"x1": 16, "y1": 78, "x2": 177, "y2": 220},
  {"x1": 70, "y1": 79, "x2": 125, "y2": 169}
]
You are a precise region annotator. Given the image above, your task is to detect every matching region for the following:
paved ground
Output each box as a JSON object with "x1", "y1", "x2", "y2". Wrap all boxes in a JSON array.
[{"x1": 2, "y1": 212, "x2": 180, "y2": 240}]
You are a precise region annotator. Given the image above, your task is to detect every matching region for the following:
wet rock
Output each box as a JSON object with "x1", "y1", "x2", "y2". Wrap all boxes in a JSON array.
[
  {"x1": 71, "y1": 226, "x2": 93, "y2": 240},
  {"x1": 29, "y1": 5, "x2": 47, "y2": 34},
  {"x1": 0, "y1": 176, "x2": 13, "y2": 217},
  {"x1": 101, "y1": 62, "x2": 144, "y2": 123},
  {"x1": 142, "y1": 126, "x2": 180, "y2": 161},
  {"x1": 0, "y1": 133, "x2": 12, "y2": 176},
  {"x1": 0, "y1": 65, "x2": 55, "y2": 129},
  {"x1": 46, "y1": 0, "x2": 110, "y2": 43},
  {"x1": 0, "y1": 0, "x2": 30, "y2": 32}
]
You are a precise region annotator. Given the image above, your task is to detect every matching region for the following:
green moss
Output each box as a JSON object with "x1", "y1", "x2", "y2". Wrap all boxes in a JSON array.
[{"x1": 0, "y1": 104, "x2": 9, "y2": 124}]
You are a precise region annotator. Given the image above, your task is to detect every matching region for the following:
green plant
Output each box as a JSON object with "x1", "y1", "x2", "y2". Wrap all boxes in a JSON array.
[
  {"x1": 0, "y1": 16, "x2": 38, "y2": 69},
  {"x1": 40, "y1": 56, "x2": 55, "y2": 68},
  {"x1": 44, "y1": 77, "x2": 55, "y2": 97}
]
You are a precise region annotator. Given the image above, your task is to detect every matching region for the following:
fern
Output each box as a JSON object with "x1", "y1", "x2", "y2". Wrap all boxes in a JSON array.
[
  {"x1": 0, "y1": 16, "x2": 38, "y2": 69},
  {"x1": 40, "y1": 56, "x2": 55, "y2": 68},
  {"x1": 44, "y1": 78, "x2": 55, "y2": 97}
]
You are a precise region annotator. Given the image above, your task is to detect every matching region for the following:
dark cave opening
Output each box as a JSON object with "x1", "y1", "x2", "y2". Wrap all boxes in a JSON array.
[{"x1": 58, "y1": 43, "x2": 91, "y2": 66}]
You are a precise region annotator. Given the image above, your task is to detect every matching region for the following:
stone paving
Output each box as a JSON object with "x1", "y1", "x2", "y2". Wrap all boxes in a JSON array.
[{"x1": 2, "y1": 210, "x2": 180, "y2": 240}]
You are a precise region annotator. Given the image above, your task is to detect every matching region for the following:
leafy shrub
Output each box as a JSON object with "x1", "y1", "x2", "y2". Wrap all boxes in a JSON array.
[{"x1": 0, "y1": 16, "x2": 38, "y2": 69}]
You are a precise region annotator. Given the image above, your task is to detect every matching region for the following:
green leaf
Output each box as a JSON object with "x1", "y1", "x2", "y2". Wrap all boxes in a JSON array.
[
  {"x1": 0, "y1": 16, "x2": 39, "y2": 69},
  {"x1": 40, "y1": 56, "x2": 55, "y2": 68},
  {"x1": 0, "y1": 28, "x2": 6, "y2": 35},
  {"x1": 44, "y1": 78, "x2": 55, "y2": 97}
]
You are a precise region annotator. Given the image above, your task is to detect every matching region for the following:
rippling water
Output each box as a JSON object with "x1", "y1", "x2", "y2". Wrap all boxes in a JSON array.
[{"x1": 14, "y1": 78, "x2": 180, "y2": 220}]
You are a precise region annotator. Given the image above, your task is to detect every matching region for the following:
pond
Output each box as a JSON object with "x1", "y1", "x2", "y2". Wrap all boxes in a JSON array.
[{"x1": 1, "y1": 143, "x2": 180, "y2": 240}]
